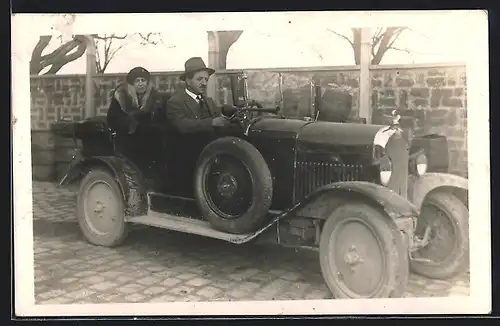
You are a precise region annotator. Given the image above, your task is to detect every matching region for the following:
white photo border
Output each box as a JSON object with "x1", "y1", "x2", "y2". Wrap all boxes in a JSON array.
[{"x1": 12, "y1": 10, "x2": 491, "y2": 316}]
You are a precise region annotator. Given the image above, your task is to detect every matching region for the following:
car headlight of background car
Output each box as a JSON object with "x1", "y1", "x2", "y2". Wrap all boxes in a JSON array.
[
  {"x1": 409, "y1": 149, "x2": 428, "y2": 177},
  {"x1": 374, "y1": 145, "x2": 393, "y2": 186}
]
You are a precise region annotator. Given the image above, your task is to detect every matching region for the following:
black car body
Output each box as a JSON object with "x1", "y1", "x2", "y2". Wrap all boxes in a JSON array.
[{"x1": 55, "y1": 74, "x2": 469, "y2": 300}]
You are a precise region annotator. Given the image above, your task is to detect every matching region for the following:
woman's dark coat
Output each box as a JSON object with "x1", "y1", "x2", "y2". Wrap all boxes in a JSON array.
[
  {"x1": 106, "y1": 81, "x2": 167, "y2": 172},
  {"x1": 106, "y1": 81, "x2": 165, "y2": 134}
]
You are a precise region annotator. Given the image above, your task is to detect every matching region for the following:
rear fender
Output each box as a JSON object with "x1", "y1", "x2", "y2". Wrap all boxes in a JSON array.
[
  {"x1": 408, "y1": 172, "x2": 469, "y2": 210},
  {"x1": 296, "y1": 181, "x2": 419, "y2": 221},
  {"x1": 59, "y1": 155, "x2": 148, "y2": 216}
]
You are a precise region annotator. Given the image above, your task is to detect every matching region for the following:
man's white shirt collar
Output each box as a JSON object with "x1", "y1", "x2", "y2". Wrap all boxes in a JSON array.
[{"x1": 185, "y1": 88, "x2": 200, "y2": 103}]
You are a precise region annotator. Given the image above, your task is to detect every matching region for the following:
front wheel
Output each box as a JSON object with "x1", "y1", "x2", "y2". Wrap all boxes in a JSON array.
[
  {"x1": 410, "y1": 191, "x2": 469, "y2": 279},
  {"x1": 319, "y1": 202, "x2": 409, "y2": 299},
  {"x1": 194, "y1": 137, "x2": 273, "y2": 234},
  {"x1": 76, "y1": 168, "x2": 128, "y2": 247}
]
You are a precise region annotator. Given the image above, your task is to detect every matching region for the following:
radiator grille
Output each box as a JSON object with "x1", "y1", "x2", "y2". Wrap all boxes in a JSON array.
[{"x1": 294, "y1": 161, "x2": 364, "y2": 202}]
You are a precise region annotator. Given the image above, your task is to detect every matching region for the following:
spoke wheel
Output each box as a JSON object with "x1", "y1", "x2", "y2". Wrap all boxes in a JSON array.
[
  {"x1": 203, "y1": 154, "x2": 254, "y2": 219},
  {"x1": 410, "y1": 191, "x2": 469, "y2": 279},
  {"x1": 194, "y1": 137, "x2": 273, "y2": 234}
]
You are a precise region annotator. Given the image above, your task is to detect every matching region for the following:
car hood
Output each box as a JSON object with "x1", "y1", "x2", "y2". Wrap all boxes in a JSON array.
[
  {"x1": 249, "y1": 118, "x2": 392, "y2": 148},
  {"x1": 249, "y1": 117, "x2": 311, "y2": 139},
  {"x1": 296, "y1": 121, "x2": 386, "y2": 146}
]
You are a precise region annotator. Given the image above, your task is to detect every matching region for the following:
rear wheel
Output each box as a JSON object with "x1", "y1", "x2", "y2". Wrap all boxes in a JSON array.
[
  {"x1": 410, "y1": 191, "x2": 469, "y2": 279},
  {"x1": 319, "y1": 202, "x2": 409, "y2": 299},
  {"x1": 77, "y1": 168, "x2": 128, "y2": 247},
  {"x1": 194, "y1": 137, "x2": 273, "y2": 234}
]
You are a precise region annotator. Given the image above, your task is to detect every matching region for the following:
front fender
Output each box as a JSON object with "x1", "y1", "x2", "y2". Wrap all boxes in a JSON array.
[
  {"x1": 58, "y1": 155, "x2": 148, "y2": 216},
  {"x1": 296, "y1": 181, "x2": 419, "y2": 220},
  {"x1": 232, "y1": 181, "x2": 419, "y2": 245},
  {"x1": 408, "y1": 172, "x2": 469, "y2": 210}
]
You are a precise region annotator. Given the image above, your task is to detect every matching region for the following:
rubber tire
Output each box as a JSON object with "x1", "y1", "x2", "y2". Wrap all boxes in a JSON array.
[
  {"x1": 194, "y1": 136, "x2": 273, "y2": 234},
  {"x1": 410, "y1": 191, "x2": 469, "y2": 279},
  {"x1": 319, "y1": 202, "x2": 409, "y2": 299},
  {"x1": 77, "y1": 168, "x2": 128, "y2": 247}
]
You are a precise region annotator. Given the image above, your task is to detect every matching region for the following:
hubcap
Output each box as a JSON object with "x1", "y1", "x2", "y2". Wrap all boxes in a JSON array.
[
  {"x1": 414, "y1": 202, "x2": 457, "y2": 263},
  {"x1": 203, "y1": 154, "x2": 254, "y2": 219},
  {"x1": 344, "y1": 245, "x2": 364, "y2": 266},
  {"x1": 330, "y1": 218, "x2": 385, "y2": 297},
  {"x1": 83, "y1": 180, "x2": 119, "y2": 236},
  {"x1": 217, "y1": 173, "x2": 238, "y2": 198}
]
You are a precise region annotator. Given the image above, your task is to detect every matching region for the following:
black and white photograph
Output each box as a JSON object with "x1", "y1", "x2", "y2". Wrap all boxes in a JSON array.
[{"x1": 12, "y1": 11, "x2": 490, "y2": 316}]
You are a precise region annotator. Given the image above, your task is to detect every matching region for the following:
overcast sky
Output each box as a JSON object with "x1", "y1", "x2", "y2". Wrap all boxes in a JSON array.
[{"x1": 20, "y1": 11, "x2": 481, "y2": 74}]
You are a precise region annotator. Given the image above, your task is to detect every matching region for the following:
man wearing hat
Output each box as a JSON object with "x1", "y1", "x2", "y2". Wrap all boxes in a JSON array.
[
  {"x1": 165, "y1": 57, "x2": 230, "y2": 134},
  {"x1": 164, "y1": 57, "x2": 232, "y2": 196}
]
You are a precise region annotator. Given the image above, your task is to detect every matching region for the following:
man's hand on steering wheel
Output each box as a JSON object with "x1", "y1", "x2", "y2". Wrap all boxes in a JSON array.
[
  {"x1": 212, "y1": 115, "x2": 231, "y2": 127},
  {"x1": 248, "y1": 100, "x2": 263, "y2": 109}
]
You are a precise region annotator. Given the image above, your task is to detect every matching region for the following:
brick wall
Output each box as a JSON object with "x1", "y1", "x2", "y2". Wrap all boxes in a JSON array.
[
  {"x1": 370, "y1": 65, "x2": 467, "y2": 177},
  {"x1": 30, "y1": 63, "x2": 467, "y2": 180},
  {"x1": 30, "y1": 72, "x2": 184, "y2": 130}
]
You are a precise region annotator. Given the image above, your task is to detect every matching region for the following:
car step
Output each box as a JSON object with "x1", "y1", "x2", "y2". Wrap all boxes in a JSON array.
[{"x1": 126, "y1": 211, "x2": 253, "y2": 243}]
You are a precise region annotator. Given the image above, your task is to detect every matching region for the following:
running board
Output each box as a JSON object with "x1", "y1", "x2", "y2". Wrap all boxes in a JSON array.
[{"x1": 126, "y1": 211, "x2": 253, "y2": 243}]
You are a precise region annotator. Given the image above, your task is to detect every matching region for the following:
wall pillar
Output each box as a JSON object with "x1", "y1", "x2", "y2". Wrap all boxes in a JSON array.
[
  {"x1": 358, "y1": 28, "x2": 372, "y2": 123},
  {"x1": 207, "y1": 31, "x2": 243, "y2": 103},
  {"x1": 84, "y1": 35, "x2": 97, "y2": 118}
]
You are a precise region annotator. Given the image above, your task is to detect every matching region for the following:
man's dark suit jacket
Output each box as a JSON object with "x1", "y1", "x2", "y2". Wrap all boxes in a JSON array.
[
  {"x1": 163, "y1": 89, "x2": 224, "y2": 196},
  {"x1": 165, "y1": 90, "x2": 222, "y2": 134}
]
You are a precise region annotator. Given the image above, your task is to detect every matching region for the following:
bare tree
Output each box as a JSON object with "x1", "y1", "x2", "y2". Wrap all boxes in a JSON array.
[
  {"x1": 137, "y1": 33, "x2": 168, "y2": 46},
  {"x1": 93, "y1": 34, "x2": 128, "y2": 74},
  {"x1": 94, "y1": 33, "x2": 172, "y2": 73},
  {"x1": 29, "y1": 35, "x2": 89, "y2": 75},
  {"x1": 327, "y1": 27, "x2": 410, "y2": 64},
  {"x1": 30, "y1": 32, "x2": 172, "y2": 75}
]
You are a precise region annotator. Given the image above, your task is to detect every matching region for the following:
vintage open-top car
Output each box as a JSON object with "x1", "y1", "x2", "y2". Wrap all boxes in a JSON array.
[{"x1": 54, "y1": 72, "x2": 469, "y2": 300}]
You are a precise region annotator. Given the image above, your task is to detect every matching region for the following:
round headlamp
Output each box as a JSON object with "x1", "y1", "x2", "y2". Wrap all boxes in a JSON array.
[
  {"x1": 415, "y1": 152, "x2": 428, "y2": 176},
  {"x1": 379, "y1": 155, "x2": 393, "y2": 186},
  {"x1": 409, "y1": 150, "x2": 428, "y2": 176}
]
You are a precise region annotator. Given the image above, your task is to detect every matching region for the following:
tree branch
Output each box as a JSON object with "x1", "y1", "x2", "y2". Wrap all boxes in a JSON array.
[
  {"x1": 103, "y1": 44, "x2": 125, "y2": 72},
  {"x1": 371, "y1": 27, "x2": 407, "y2": 64},
  {"x1": 30, "y1": 32, "x2": 168, "y2": 75},
  {"x1": 43, "y1": 37, "x2": 87, "y2": 74},
  {"x1": 389, "y1": 46, "x2": 411, "y2": 54},
  {"x1": 138, "y1": 32, "x2": 164, "y2": 45},
  {"x1": 39, "y1": 38, "x2": 76, "y2": 61},
  {"x1": 386, "y1": 27, "x2": 407, "y2": 50},
  {"x1": 29, "y1": 36, "x2": 52, "y2": 74},
  {"x1": 327, "y1": 26, "x2": 411, "y2": 65},
  {"x1": 372, "y1": 27, "x2": 383, "y2": 47},
  {"x1": 93, "y1": 34, "x2": 130, "y2": 73},
  {"x1": 94, "y1": 34, "x2": 128, "y2": 40},
  {"x1": 30, "y1": 35, "x2": 89, "y2": 75},
  {"x1": 326, "y1": 28, "x2": 354, "y2": 48}
]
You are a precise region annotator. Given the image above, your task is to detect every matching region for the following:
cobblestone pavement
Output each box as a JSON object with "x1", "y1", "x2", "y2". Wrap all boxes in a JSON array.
[{"x1": 31, "y1": 182, "x2": 470, "y2": 304}]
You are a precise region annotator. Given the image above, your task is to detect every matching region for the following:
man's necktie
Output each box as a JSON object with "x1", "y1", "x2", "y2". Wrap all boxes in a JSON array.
[
  {"x1": 197, "y1": 95, "x2": 211, "y2": 117},
  {"x1": 196, "y1": 95, "x2": 204, "y2": 108}
]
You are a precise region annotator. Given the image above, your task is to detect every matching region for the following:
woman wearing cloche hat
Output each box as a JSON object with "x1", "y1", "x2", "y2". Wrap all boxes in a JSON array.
[{"x1": 106, "y1": 66, "x2": 164, "y2": 135}]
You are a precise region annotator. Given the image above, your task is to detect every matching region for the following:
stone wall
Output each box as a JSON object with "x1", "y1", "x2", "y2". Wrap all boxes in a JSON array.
[
  {"x1": 370, "y1": 65, "x2": 467, "y2": 177},
  {"x1": 30, "y1": 72, "x2": 185, "y2": 130},
  {"x1": 30, "y1": 63, "x2": 467, "y2": 181}
]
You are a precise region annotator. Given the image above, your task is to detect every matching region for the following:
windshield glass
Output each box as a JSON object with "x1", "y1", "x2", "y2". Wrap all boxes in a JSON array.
[{"x1": 217, "y1": 70, "x2": 356, "y2": 121}]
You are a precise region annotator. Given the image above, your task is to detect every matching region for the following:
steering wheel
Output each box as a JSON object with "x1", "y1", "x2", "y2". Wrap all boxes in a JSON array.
[
  {"x1": 226, "y1": 100, "x2": 261, "y2": 122},
  {"x1": 226, "y1": 110, "x2": 245, "y2": 126}
]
